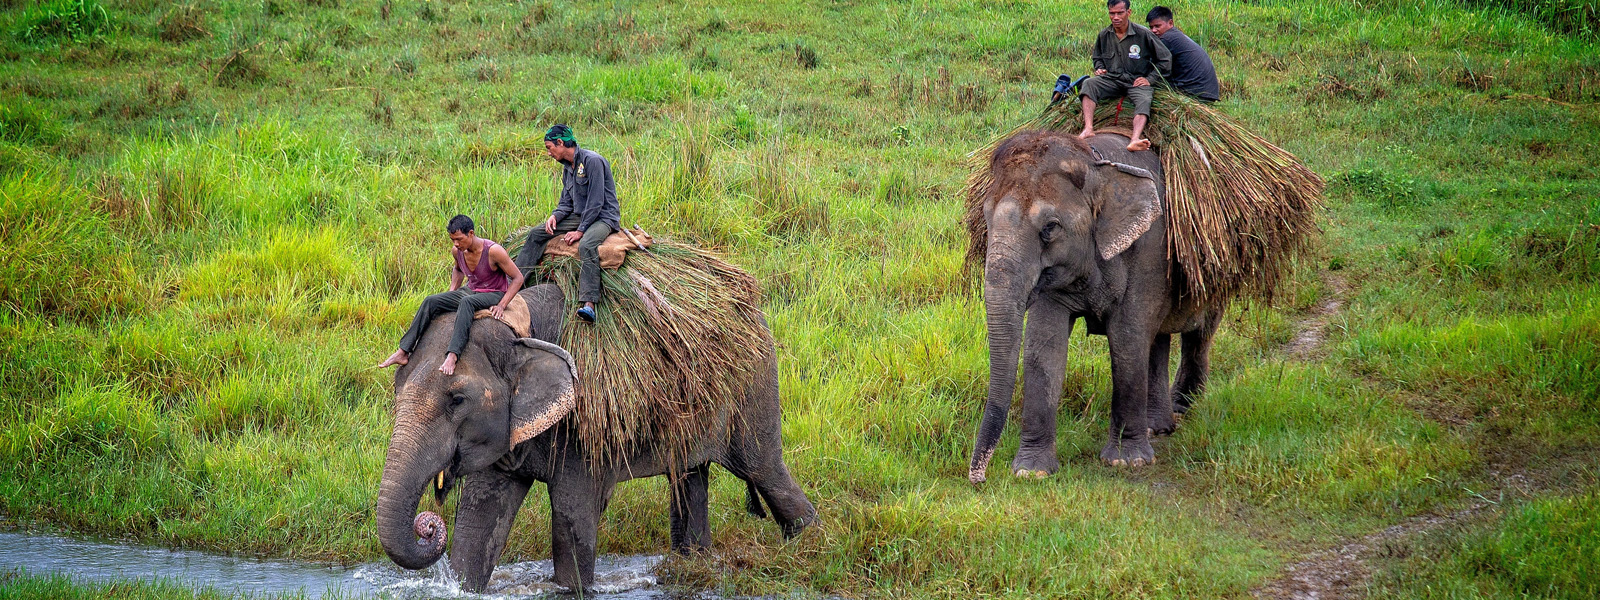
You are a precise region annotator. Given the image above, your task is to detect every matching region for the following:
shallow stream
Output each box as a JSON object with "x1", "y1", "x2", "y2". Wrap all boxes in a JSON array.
[{"x1": 0, "y1": 530, "x2": 681, "y2": 598}]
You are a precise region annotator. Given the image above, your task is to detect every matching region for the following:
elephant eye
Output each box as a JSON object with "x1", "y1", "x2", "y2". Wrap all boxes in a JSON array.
[
  {"x1": 1040, "y1": 221, "x2": 1062, "y2": 243},
  {"x1": 449, "y1": 394, "x2": 467, "y2": 408}
]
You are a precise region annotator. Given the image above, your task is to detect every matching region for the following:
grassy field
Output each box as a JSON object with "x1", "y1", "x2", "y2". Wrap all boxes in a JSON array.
[{"x1": 1, "y1": 0, "x2": 1597, "y2": 597}]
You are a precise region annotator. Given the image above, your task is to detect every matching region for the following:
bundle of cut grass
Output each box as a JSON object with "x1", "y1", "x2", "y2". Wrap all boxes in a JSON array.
[
  {"x1": 504, "y1": 227, "x2": 771, "y2": 470},
  {"x1": 965, "y1": 88, "x2": 1323, "y2": 302}
]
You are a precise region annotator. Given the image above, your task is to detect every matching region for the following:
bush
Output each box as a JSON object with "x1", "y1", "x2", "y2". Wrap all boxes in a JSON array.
[{"x1": 14, "y1": 0, "x2": 110, "y2": 43}]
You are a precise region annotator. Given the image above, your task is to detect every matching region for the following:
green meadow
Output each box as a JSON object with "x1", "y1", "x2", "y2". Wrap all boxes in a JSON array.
[{"x1": 1, "y1": 0, "x2": 1597, "y2": 597}]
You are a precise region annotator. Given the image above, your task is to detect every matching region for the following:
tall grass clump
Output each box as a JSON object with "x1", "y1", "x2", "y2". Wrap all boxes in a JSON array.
[
  {"x1": 1465, "y1": 0, "x2": 1598, "y2": 40},
  {"x1": 0, "y1": 174, "x2": 137, "y2": 317},
  {"x1": 0, "y1": 98, "x2": 64, "y2": 146},
  {"x1": 13, "y1": 0, "x2": 110, "y2": 43},
  {"x1": 748, "y1": 142, "x2": 827, "y2": 237},
  {"x1": 1, "y1": 382, "x2": 167, "y2": 461}
]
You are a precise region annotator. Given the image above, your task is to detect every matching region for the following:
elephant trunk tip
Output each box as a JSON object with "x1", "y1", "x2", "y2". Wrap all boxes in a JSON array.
[
  {"x1": 384, "y1": 510, "x2": 447, "y2": 571},
  {"x1": 414, "y1": 511, "x2": 447, "y2": 560},
  {"x1": 969, "y1": 448, "x2": 996, "y2": 485}
]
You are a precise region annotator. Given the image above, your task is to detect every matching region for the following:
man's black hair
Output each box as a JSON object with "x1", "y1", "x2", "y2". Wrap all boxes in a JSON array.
[
  {"x1": 1108, "y1": 0, "x2": 1130, "y2": 10},
  {"x1": 1147, "y1": 5, "x2": 1173, "y2": 23},
  {"x1": 447, "y1": 214, "x2": 474, "y2": 234},
  {"x1": 544, "y1": 123, "x2": 577, "y2": 148}
]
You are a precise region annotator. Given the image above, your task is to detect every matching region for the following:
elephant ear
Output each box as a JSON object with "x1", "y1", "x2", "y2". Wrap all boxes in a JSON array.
[
  {"x1": 1091, "y1": 161, "x2": 1163, "y2": 261},
  {"x1": 507, "y1": 338, "x2": 579, "y2": 450}
]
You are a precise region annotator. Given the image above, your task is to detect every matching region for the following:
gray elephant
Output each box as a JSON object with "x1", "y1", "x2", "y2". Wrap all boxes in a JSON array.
[
  {"x1": 378, "y1": 283, "x2": 816, "y2": 592},
  {"x1": 967, "y1": 130, "x2": 1224, "y2": 483}
]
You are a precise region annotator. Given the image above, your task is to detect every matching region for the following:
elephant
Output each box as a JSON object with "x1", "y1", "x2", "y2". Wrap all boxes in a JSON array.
[
  {"x1": 967, "y1": 130, "x2": 1225, "y2": 483},
  {"x1": 377, "y1": 282, "x2": 817, "y2": 592}
]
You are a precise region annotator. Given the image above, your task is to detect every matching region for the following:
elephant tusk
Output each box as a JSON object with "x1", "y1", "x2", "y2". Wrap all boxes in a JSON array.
[{"x1": 436, "y1": 470, "x2": 445, "y2": 490}]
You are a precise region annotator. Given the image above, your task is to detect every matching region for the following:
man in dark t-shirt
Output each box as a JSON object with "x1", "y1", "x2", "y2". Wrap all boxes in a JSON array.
[{"x1": 1147, "y1": 6, "x2": 1220, "y2": 103}]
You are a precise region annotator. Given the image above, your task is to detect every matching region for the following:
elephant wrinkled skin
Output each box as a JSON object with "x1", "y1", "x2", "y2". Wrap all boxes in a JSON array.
[
  {"x1": 968, "y1": 131, "x2": 1226, "y2": 483},
  {"x1": 377, "y1": 283, "x2": 816, "y2": 593}
]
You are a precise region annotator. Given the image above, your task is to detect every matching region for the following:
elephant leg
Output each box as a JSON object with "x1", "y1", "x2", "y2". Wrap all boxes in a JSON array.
[
  {"x1": 548, "y1": 476, "x2": 613, "y2": 591},
  {"x1": 448, "y1": 469, "x2": 532, "y2": 593},
  {"x1": 1172, "y1": 307, "x2": 1222, "y2": 414},
  {"x1": 1102, "y1": 321, "x2": 1156, "y2": 467},
  {"x1": 1011, "y1": 300, "x2": 1075, "y2": 478},
  {"x1": 669, "y1": 464, "x2": 712, "y2": 553},
  {"x1": 1146, "y1": 334, "x2": 1177, "y2": 435}
]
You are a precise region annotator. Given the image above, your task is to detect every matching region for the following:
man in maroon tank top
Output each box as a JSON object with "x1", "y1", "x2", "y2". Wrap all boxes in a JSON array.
[{"x1": 377, "y1": 214, "x2": 525, "y2": 375}]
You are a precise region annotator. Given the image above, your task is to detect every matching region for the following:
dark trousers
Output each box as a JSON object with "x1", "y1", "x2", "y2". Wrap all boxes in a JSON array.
[
  {"x1": 398, "y1": 288, "x2": 506, "y2": 356},
  {"x1": 514, "y1": 216, "x2": 613, "y2": 304}
]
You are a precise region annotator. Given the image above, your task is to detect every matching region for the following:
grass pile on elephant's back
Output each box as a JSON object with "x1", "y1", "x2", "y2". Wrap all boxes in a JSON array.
[
  {"x1": 965, "y1": 88, "x2": 1324, "y2": 302},
  {"x1": 504, "y1": 229, "x2": 772, "y2": 470}
]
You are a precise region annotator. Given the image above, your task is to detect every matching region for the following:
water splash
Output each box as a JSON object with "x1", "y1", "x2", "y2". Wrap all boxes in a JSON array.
[{"x1": 0, "y1": 530, "x2": 681, "y2": 599}]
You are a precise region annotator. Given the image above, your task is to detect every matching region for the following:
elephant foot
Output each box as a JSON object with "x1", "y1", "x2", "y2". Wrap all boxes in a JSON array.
[
  {"x1": 1100, "y1": 438, "x2": 1156, "y2": 468},
  {"x1": 1010, "y1": 448, "x2": 1059, "y2": 479},
  {"x1": 1148, "y1": 412, "x2": 1179, "y2": 436}
]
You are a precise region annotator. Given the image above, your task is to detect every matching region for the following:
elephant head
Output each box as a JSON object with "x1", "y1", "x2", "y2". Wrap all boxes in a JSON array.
[
  {"x1": 377, "y1": 322, "x2": 578, "y2": 570},
  {"x1": 967, "y1": 132, "x2": 1162, "y2": 484}
]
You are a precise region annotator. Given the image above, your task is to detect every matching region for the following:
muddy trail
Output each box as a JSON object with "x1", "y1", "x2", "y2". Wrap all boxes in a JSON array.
[{"x1": 1251, "y1": 272, "x2": 1577, "y2": 600}]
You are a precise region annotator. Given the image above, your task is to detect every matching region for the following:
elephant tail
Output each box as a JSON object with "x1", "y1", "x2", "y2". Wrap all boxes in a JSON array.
[{"x1": 744, "y1": 480, "x2": 768, "y2": 520}]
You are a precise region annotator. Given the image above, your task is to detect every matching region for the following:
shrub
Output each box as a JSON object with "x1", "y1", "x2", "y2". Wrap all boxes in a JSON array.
[{"x1": 14, "y1": 0, "x2": 110, "y2": 43}]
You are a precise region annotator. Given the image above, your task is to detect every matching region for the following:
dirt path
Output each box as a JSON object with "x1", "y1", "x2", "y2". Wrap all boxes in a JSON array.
[
  {"x1": 1284, "y1": 273, "x2": 1347, "y2": 360},
  {"x1": 1255, "y1": 273, "x2": 1546, "y2": 599},
  {"x1": 1249, "y1": 505, "x2": 1486, "y2": 600}
]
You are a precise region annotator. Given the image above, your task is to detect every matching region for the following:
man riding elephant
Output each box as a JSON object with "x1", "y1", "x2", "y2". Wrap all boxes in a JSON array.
[
  {"x1": 377, "y1": 214, "x2": 525, "y2": 376},
  {"x1": 1078, "y1": 0, "x2": 1172, "y2": 152},
  {"x1": 514, "y1": 124, "x2": 620, "y2": 324}
]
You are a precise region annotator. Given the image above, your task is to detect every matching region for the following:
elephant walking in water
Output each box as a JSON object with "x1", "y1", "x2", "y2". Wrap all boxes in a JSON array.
[
  {"x1": 377, "y1": 283, "x2": 816, "y2": 592},
  {"x1": 967, "y1": 130, "x2": 1226, "y2": 483}
]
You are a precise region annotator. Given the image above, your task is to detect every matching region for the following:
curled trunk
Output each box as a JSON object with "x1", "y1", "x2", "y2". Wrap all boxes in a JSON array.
[{"x1": 376, "y1": 420, "x2": 449, "y2": 570}]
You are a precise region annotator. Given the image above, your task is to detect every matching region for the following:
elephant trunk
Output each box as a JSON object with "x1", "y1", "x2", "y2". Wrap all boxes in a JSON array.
[
  {"x1": 969, "y1": 231, "x2": 1039, "y2": 484},
  {"x1": 376, "y1": 404, "x2": 451, "y2": 570}
]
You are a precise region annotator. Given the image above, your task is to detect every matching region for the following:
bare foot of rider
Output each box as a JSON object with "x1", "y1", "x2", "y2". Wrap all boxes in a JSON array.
[
  {"x1": 377, "y1": 349, "x2": 409, "y2": 368},
  {"x1": 1126, "y1": 137, "x2": 1151, "y2": 152},
  {"x1": 1079, "y1": 126, "x2": 1096, "y2": 140},
  {"x1": 439, "y1": 353, "x2": 458, "y2": 375}
]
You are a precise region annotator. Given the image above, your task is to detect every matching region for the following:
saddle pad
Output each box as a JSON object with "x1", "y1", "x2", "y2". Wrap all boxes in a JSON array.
[
  {"x1": 541, "y1": 227, "x2": 655, "y2": 270},
  {"x1": 473, "y1": 291, "x2": 532, "y2": 338}
]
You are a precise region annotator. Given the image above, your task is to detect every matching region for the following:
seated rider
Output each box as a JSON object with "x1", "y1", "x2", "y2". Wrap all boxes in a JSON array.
[
  {"x1": 1147, "y1": 6, "x2": 1220, "y2": 103},
  {"x1": 377, "y1": 214, "x2": 525, "y2": 376},
  {"x1": 1078, "y1": 0, "x2": 1173, "y2": 152},
  {"x1": 513, "y1": 124, "x2": 621, "y2": 324}
]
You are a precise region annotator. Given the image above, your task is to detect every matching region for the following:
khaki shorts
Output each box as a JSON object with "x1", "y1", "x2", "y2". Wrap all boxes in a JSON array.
[{"x1": 1080, "y1": 76, "x2": 1154, "y2": 117}]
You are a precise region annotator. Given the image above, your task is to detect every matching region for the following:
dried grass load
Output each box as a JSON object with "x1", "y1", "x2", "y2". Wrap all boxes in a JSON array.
[
  {"x1": 965, "y1": 88, "x2": 1324, "y2": 302},
  {"x1": 503, "y1": 228, "x2": 772, "y2": 470}
]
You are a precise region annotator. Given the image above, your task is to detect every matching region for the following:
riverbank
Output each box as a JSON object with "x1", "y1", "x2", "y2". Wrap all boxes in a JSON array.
[{"x1": 2, "y1": 0, "x2": 1596, "y2": 597}]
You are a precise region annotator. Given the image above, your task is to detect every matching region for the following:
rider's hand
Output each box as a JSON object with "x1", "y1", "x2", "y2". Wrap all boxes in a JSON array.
[
  {"x1": 1133, "y1": 77, "x2": 1150, "y2": 87},
  {"x1": 1094, "y1": 69, "x2": 1107, "y2": 76},
  {"x1": 490, "y1": 304, "x2": 505, "y2": 319},
  {"x1": 543, "y1": 215, "x2": 557, "y2": 235},
  {"x1": 562, "y1": 230, "x2": 582, "y2": 244}
]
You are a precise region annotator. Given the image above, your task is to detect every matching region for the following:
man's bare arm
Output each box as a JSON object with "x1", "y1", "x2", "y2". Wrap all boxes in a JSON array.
[{"x1": 488, "y1": 246, "x2": 525, "y2": 319}]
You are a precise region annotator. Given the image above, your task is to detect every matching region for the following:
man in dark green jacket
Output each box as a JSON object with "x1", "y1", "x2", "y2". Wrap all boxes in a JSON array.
[
  {"x1": 1078, "y1": 0, "x2": 1172, "y2": 152},
  {"x1": 514, "y1": 124, "x2": 620, "y2": 323}
]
